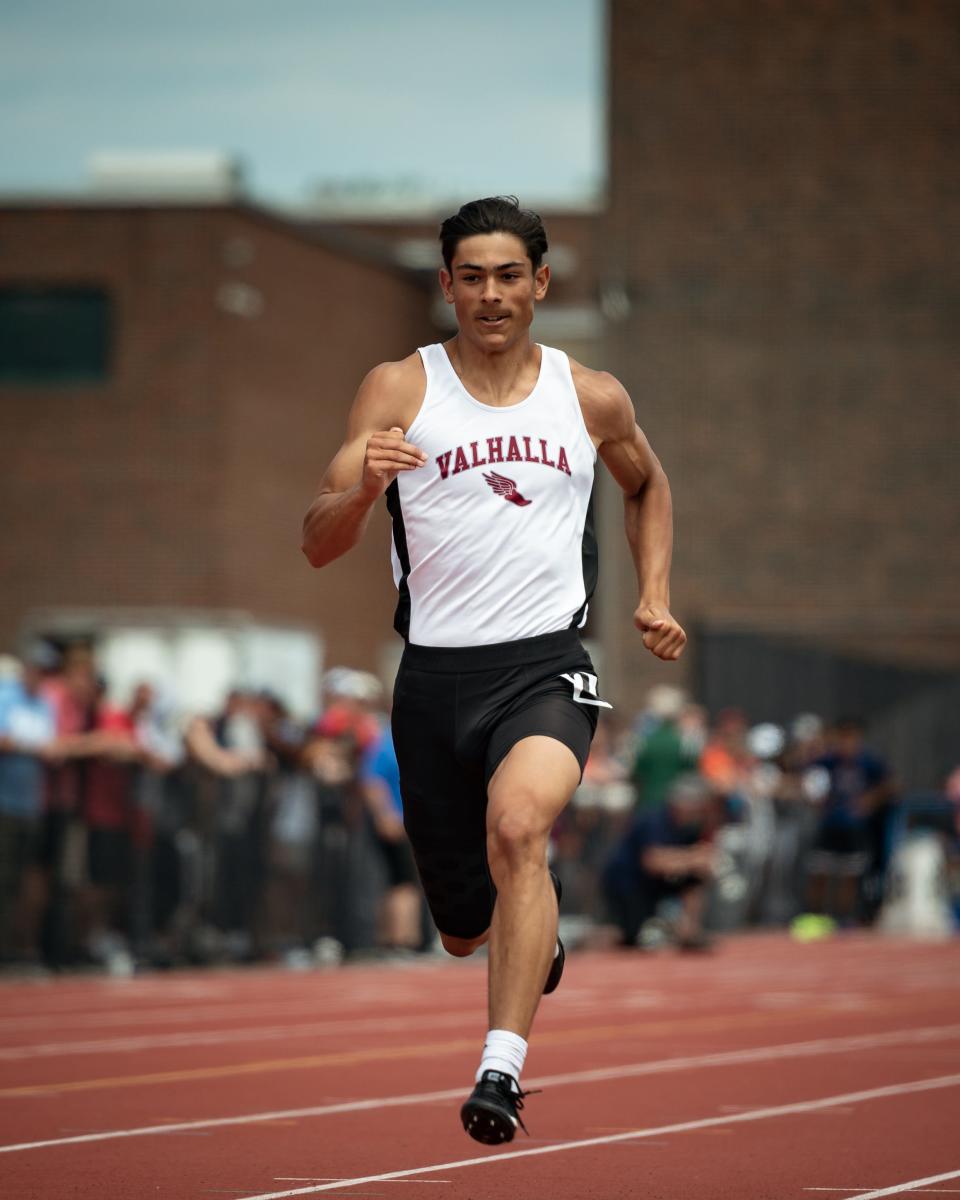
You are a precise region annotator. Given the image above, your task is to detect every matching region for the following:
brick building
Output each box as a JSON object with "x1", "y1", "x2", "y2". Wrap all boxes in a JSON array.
[
  {"x1": 0, "y1": 201, "x2": 436, "y2": 709},
  {"x1": 600, "y1": 0, "x2": 960, "y2": 765}
]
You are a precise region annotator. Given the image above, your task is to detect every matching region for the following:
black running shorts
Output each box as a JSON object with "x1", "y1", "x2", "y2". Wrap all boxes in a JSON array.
[
  {"x1": 372, "y1": 830, "x2": 419, "y2": 888},
  {"x1": 391, "y1": 628, "x2": 606, "y2": 940}
]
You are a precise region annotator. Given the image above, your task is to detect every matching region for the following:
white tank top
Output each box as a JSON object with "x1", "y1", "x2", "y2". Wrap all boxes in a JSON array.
[{"x1": 387, "y1": 342, "x2": 597, "y2": 647}]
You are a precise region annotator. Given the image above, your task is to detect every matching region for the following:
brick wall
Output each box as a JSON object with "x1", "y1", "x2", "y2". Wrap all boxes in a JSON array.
[
  {"x1": 0, "y1": 205, "x2": 436, "y2": 678},
  {"x1": 602, "y1": 0, "x2": 960, "y2": 706}
]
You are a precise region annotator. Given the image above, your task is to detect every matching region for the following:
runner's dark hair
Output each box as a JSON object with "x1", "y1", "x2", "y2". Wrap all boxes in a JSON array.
[{"x1": 439, "y1": 196, "x2": 548, "y2": 272}]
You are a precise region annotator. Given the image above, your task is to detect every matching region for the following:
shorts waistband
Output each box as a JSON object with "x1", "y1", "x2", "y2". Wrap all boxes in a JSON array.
[{"x1": 401, "y1": 628, "x2": 584, "y2": 674}]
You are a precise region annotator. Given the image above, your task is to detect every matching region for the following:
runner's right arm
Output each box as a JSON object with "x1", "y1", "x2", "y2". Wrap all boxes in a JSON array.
[{"x1": 301, "y1": 356, "x2": 426, "y2": 568}]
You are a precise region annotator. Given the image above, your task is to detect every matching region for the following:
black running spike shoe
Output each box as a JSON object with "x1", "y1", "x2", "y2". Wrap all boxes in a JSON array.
[
  {"x1": 543, "y1": 869, "x2": 565, "y2": 995},
  {"x1": 460, "y1": 1070, "x2": 533, "y2": 1144}
]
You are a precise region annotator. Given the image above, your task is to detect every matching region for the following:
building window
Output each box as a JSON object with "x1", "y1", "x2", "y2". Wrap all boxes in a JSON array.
[{"x1": 0, "y1": 286, "x2": 112, "y2": 384}]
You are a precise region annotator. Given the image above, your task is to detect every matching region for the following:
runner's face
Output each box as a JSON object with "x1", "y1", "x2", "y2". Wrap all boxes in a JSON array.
[{"x1": 440, "y1": 233, "x2": 549, "y2": 350}]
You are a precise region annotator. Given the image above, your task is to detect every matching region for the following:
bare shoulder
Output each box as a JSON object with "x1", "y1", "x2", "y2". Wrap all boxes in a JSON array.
[
  {"x1": 568, "y1": 357, "x2": 635, "y2": 444},
  {"x1": 348, "y1": 351, "x2": 426, "y2": 435}
]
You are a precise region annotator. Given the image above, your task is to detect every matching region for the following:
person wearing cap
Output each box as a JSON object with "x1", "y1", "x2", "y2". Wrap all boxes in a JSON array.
[
  {"x1": 313, "y1": 668, "x2": 383, "y2": 755},
  {"x1": 630, "y1": 685, "x2": 701, "y2": 811}
]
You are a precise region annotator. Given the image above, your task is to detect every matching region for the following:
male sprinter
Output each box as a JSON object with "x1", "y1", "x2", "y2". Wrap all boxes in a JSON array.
[{"x1": 302, "y1": 196, "x2": 685, "y2": 1143}]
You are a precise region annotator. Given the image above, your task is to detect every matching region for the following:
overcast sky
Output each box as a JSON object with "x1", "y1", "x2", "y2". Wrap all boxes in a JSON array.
[{"x1": 0, "y1": 0, "x2": 603, "y2": 208}]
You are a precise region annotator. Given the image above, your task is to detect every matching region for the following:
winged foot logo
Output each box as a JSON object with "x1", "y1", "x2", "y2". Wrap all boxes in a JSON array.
[{"x1": 483, "y1": 471, "x2": 531, "y2": 506}]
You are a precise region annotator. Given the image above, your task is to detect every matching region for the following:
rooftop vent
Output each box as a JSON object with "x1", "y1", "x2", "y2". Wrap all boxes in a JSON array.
[{"x1": 88, "y1": 152, "x2": 245, "y2": 202}]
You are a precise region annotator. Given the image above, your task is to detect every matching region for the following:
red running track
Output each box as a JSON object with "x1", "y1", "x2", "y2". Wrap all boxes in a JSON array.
[{"x1": 2, "y1": 933, "x2": 960, "y2": 1199}]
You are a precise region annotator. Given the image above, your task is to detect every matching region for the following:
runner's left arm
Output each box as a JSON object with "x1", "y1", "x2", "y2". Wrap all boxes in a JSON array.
[{"x1": 574, "y1": 364, "x2": 686, "y2": 662}]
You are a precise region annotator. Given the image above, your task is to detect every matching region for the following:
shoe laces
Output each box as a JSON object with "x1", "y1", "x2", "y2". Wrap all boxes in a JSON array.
[{"x1": 508, "y1": 1083, "x2": 540, "y2": 1136}]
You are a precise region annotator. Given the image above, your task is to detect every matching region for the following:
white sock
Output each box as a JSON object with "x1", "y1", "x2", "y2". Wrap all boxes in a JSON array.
[{"x1": 476, "y1": 1028, "x2": 528, "y2": 1087}]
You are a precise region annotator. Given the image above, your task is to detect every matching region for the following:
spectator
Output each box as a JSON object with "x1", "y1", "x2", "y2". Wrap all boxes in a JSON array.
[
  {"x1": 878, "y1": 765, "x2": 958, "y2": 937},
  {"x1": 258, "y1": 693, "x2": 316, "y2": 960},
  {"x1": 314, "y1": 668, "x2": 383, "y2": 753},
  {"x1": 360, "y1": 727, "x2": 422, "y2": 953},
  {"x1": 302, "y1": 725, "x2": 364, "y2": 956},
  {"x1": 741, "y1": 722, "x2": 792, "y2": 924},
  {"x1": 630, "y1": 686, "x2": 700, "y2": 811},
  {"x1": 789, "y1": 713, "x2": 826, "y2": 767},
  {"x1": 752, "y1": 716, "x2": 825, "y2": 925},
  {"x1": 699, "y1": 707, "x2": 752, "y2": 799},
  {"x1": 602, "y1": 774, "x2": 722, "y2": 950},
  {"x1": 36, "y1": 644, "x2": 98, "y2": 967},
  {"x1": 73, "y1": 676, "x2": 143, "y2": 970},
  {"x1": 185, "y1": 690, "x2": 267, "y2": 961},
  {"x1": 947, "y1": 767, "x2": 960, "y2": 927},
  {"x1": 677, "y1": 702, "x2": 709, "y2": 761},
  {"x1": 306, "y1": 668, "x2": 391, "y2": 958},
  {"x1": 805, "y1": 717, "x2": 893, "y2": 925},
  {"x1": 579, "y1": 720, "x2": 630, "y2": 809},
  {"x1": 0, "y1": 655, "x2": 19, "y2": 705},
  {"x1": 0, "y1": 651, "x2": 56, "y2": 963},
  {"x1": 126, "y1": 682, "x2": 184, "y2": 965},
  {"x1": 562, "y1": 720, "x2": 633, "y2": 918}
]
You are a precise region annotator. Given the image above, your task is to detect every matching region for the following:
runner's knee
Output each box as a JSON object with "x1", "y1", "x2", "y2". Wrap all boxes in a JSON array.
[
  {"x1": 487, "y1": 805, "x2": 551, "y2": 877},
  {"x1": 440, "y1": 930, "x2": 489, "y2": 957}
]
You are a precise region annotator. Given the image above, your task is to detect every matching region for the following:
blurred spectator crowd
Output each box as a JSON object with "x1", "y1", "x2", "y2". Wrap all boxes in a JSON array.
[{"x1": 1, "y1": 647, "x2": 958, "y2": 976}]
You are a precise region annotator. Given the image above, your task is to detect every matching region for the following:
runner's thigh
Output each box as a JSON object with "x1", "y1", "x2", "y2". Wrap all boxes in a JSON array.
[{"x1": 392, "y1": 664, "x2": 493, "y2": 940}]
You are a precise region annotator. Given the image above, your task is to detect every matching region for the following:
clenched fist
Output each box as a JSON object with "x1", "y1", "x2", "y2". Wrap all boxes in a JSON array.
[
  {"x1": 634, "y1": 601, "x2": 687, "y2": 661},
  {"x1": 361, "y1": 426, "x2": 427, "y2": 498}
]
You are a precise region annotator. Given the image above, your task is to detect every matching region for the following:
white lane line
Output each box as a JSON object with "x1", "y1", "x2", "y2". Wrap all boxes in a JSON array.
[
  {"x1": 840, "y1": 1174, "x2": 960, "y2": 1199},
  {"x1": 0, "y1": 988, "x2": 637, "y2": 1040},
  {"x1": 9, "y1": 1006, "x2": 959, "y2": 1063},
  {"x1": 0, "y1": 972, "x2": 462, "y2": 1012},
  {"x1": 0, "y1": 992, "x2": 472, "y2": 1035},
  {"x1": 0, "y1": 1011, "x2": 479, "y2": 1061},
  {"x1": 235, "y1": 1073, "x2": 960, "y2": 1200},
  {"x1": 2, "y1": 1023, "x2": 958, "y2": 1155},
  {"x1": 0, "y1": 1001, "x2": 402, "y2": 1034},
  {"x1": 1, "y1": 958, "x2": 955, "y2": 1035},
  {"x1": 0, "y1": 981, "x2": 479, "y2": 1034}
]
